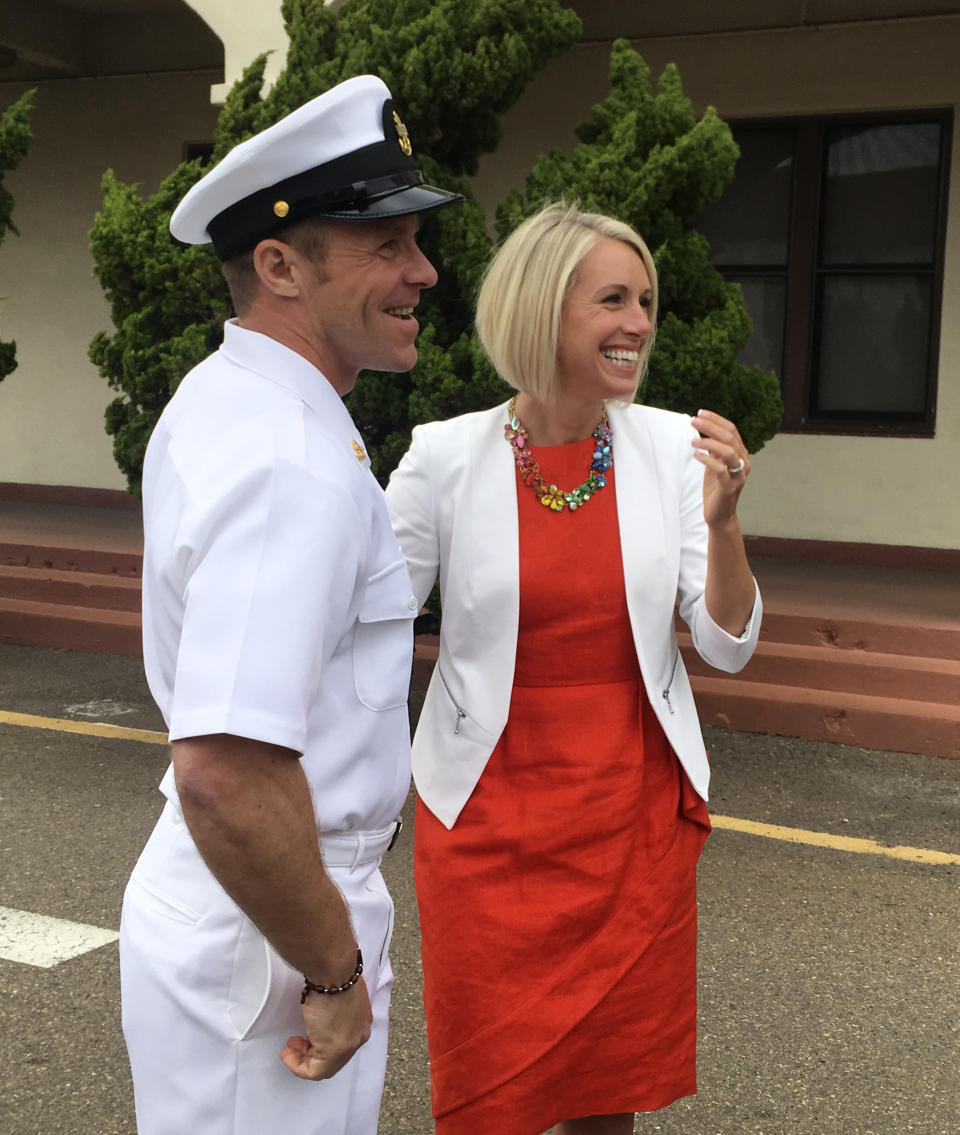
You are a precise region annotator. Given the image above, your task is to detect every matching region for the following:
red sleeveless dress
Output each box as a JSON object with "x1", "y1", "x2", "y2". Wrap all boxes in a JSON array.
[{"x1": 414, "y1": 436, "x2": 711, "y2": 1134}]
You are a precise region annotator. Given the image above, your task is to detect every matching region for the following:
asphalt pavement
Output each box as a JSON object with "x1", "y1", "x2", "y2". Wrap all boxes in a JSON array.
[{"x1": 0, "y1": 641, "x2": 958, "y2": 1134}]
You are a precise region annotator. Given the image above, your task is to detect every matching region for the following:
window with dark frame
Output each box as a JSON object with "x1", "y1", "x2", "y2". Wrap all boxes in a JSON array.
[
  {"x1": 697, "y1": 111, "x2": 951, "y2": 435},
  {"x1": 184, "y1": 141, "x2": 215, "y2": 165}
]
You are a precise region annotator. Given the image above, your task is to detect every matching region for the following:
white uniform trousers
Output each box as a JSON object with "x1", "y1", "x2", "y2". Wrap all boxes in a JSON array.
[{"x1": 120, "y1": 802, "x2": 397, "y2": 1135}]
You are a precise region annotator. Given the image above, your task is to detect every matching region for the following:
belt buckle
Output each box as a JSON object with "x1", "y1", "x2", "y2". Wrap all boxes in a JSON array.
[{"x1": 387, "y1": 817, "x2": 403, "y2": 852}]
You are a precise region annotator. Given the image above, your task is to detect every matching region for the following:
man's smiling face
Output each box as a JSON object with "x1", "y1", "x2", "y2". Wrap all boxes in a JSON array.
[{"x1": 296, "y1": 215, "x2": 439, "y2": 394}]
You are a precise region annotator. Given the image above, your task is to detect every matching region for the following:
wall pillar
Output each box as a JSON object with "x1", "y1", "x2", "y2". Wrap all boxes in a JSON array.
[{"x1": 180, "y1": 0, "x2": 290, "y2": 104}]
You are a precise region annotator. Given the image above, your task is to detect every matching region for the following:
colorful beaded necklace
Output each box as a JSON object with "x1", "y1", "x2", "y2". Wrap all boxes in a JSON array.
[{"x1": 504, "y1": 396, "x2": 613, "y2": 512}]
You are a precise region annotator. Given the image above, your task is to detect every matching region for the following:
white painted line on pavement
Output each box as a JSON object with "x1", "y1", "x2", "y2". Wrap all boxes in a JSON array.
[
  {"x1": 0, "y1": 905, "x2": 119, "y2": 968},
  {"x1": 63, "y1": 699, "x2": 137, "y2": 718}
]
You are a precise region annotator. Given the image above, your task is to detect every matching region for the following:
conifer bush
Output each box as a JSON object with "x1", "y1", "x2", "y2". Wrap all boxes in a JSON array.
[
  {"x1": 0, "y1": 89, "x2": 35, "y2": 385},
  {"x1": 89, "y1": 0, "x2": 580, "y2": 492},
  {"x1": 90, "y1": 4, "x2": 781, "y2": 494}
]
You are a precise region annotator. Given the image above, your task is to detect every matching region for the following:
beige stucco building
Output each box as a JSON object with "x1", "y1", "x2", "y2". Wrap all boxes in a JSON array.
[{"x1": 1, "y1": 1, "x2": 958, "y2": 556}]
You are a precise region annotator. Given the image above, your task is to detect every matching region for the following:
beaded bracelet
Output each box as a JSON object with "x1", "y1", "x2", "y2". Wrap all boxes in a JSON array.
[{"x1": 300, "y1": 948, "x2": 364, "y2": 1002}]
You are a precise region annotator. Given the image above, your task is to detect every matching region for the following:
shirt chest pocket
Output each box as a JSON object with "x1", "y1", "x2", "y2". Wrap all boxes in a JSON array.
[{"x1": 353, "y1": 558, "x2": 418, "y2": 711}]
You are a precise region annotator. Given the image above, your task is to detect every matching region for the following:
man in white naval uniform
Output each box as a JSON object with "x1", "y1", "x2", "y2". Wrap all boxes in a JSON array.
[{"x1": 119, "y1": 75, "x2": 461, "y2": 1135}]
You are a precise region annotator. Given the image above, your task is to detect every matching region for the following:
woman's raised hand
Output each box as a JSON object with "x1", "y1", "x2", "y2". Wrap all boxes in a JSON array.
[{"x1": 689, "y1": 409, "x2": 750, "y2": 529}]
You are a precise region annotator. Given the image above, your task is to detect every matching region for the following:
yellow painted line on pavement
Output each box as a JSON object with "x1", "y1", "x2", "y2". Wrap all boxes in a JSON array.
[
  {"x1": 711, "y1": 813, "x2": 960, "y2": 866},
  {"x1": 0, "y1": 709, "x2": 167, "y2": 745},
  {"x1": 1, "y1": 709, "x2": 957, "y2": 865}
]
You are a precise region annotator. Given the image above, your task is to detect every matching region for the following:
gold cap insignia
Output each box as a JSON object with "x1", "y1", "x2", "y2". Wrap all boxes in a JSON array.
[
  {"x1": 351, "y1": 439, "x2": 367, "y2": 462},
  {"x1": 273, "y1": 200, "x2": 290, "y2": 218},
  {"x1": 392, "y1": 110, "x2": 413, "y2": 157}
]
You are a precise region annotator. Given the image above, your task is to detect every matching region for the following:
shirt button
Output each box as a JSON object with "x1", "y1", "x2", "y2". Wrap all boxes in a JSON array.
[{"x1": 408, "y1": 596, "x2": 419, "y2": 611}]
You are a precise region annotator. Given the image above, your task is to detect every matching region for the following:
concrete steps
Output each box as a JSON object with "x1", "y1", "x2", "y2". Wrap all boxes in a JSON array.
[
  {"x1": 682, "y1": 559, "x2": 960, "y2": 759},
  {"x1": 0, "y1": 495, "x2": 957, "y2": 759},
  {"x1": 0, "y1": 539, "x2": 143, "y2": 578},
  {"x1": 0, "y1": 535, "x2": 143, "y2": 657},
  {"x1": 0, "y1": 593, "x2": 141, "y2": 656},
  {"x1": 681, "y1": 635, "x2": 960, "y2": 705},
  {"x1": 690, "y1": 676, "x2": 960, "y2": 760},
  {"x1": 0, "y1": 563, "x2": 141, "y2": 611},
  {"x1": 755, "y1": 608, "x2": 960, "y2": 662}
]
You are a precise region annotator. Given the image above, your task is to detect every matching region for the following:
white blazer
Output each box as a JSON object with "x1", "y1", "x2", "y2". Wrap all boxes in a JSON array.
[{"x1": 385, "y1": 399, "x2": 762, "y2": 829}]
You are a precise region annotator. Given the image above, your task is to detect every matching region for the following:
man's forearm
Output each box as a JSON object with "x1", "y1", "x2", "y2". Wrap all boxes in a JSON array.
[{"x1": 172, "y1": 734, "x2": 359, "y2": 986}]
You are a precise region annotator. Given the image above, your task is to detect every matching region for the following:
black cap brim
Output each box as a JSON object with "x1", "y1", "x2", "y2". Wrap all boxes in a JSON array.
[
  {"x1": 311, "y1": 182, "x2": 463, "y2": 221},
  {"x1": 209, "y1": 167, "x2": 463, "y2": 259}
]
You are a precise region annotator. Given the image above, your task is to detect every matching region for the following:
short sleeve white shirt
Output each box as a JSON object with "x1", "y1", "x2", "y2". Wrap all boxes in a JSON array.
[{"x1": 141, "y1": 320, "x2": 414, "y2": 832}]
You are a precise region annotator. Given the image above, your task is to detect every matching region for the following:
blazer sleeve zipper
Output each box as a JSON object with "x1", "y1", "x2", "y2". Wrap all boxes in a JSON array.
[
  {"x1": 662, "y1": 650, "x2": 680, "y2": 715},
  {"x1": 438, "y1": 668, "x2": 468, "y2": 734}
]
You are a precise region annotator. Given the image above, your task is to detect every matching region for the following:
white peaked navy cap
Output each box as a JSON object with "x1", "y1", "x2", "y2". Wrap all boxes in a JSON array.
[{"x1": 170, "y1": 74, "x2": 463, "y2": 260}]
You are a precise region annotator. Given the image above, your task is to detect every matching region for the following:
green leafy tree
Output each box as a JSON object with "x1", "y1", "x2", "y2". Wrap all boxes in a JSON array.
[
  {"x1": 0, "y1": 89, "x2": 35, "y2": 384},
  {"x1": 91, "y1": 10, "x2": 780, "y2": 495},
  {"x1": 89, "y1": 0, "x2": 581, "y2": 492},
  {"x1": 498, "y1": 40, "x2": 782, "y2": 452}
]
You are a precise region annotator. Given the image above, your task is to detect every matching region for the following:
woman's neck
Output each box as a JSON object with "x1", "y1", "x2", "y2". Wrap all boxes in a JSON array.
[{"x1": 513, "y1": 393, "x2": 605, "y2": 446}]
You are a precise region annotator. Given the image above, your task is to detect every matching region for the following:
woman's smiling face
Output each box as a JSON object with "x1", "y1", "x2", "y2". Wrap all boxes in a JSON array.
[{"x1": 555, "y1": 237, "x2": 654, "y2": 404}]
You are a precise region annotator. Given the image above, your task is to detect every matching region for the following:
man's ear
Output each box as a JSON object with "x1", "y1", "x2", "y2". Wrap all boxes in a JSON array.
[{"x1": 252, "y1": 239, "x2": 302, "y2": 298}]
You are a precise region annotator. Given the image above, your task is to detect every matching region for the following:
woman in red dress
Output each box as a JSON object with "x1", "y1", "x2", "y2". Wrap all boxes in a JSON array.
[{"x1": 386, "y1": 203, "x2": 761, "y2": 1135}]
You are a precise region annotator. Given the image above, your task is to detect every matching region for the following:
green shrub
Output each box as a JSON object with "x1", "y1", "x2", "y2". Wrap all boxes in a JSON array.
[
  {"x1": 90, "y1": 6, "x2": 780, "y2": 493},
  {"x1": 0, "y1": 88, "x2": 35, "y2": 385}
]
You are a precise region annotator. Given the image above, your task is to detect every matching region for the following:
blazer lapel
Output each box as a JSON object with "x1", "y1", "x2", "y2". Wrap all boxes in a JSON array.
[
  {"x1": 610, "y1": 403, "x2": 673, "y2": 663},
  {"x1": 468, "y1": 402, "x2": 519, "y2": 585},
  {"x1": 461, "y1": 403, "x2": 521, "y2": 704}
]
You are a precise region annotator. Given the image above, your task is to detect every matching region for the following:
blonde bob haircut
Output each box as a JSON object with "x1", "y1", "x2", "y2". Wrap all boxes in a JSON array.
[{"x1": 475, "y1": 202, "x2": 658, "y2": 403}]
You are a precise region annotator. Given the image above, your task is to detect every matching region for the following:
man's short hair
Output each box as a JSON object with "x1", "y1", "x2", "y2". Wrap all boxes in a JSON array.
[
  {"x1": 220, "y1": 216, "x2": 330, "y2": 316},
  {"x1": 475, "y1": 202, "x2": 659, "y2": 403}
]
